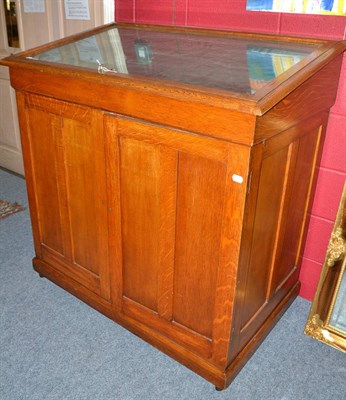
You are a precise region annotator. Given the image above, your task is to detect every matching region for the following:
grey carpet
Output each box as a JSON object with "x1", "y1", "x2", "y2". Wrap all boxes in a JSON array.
[{"x1": 0, "y1": 168, "x2": 345, "y2": 400}]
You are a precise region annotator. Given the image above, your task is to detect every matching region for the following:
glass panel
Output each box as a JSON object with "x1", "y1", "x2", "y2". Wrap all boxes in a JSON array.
[
  {"x1": 28, "y1": 26, "x2": 319, "y2": 95},
  {"x1": 3, "y1": 0, "x2": 20, "y2": 48},
  {"x1": 329, "y1": 265, "x2": 346, "y2": 332}
]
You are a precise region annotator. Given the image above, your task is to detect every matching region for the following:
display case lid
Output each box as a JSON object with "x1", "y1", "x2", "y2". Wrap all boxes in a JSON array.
[{"x1": 1, "y1": 23, "x2": 345, "y2": 115}]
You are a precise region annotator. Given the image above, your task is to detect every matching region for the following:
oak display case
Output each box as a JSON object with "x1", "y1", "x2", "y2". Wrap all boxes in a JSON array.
[{"x1": 1, "y1": 23, "x2": 345, "y2": 390}]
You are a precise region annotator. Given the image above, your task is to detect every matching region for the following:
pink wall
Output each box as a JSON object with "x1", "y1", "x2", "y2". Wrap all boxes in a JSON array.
[{"x1": 115, "y1": 1, "x2": 346, "y2": 300}]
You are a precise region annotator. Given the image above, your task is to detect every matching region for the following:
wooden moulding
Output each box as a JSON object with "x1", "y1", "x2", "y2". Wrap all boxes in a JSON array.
[
  {"x1": 7, "y1": 56, "x2": 345, "y2": 147},
  {"x1": 10, "y1": 67, "x2": 257, "y2": 146}
]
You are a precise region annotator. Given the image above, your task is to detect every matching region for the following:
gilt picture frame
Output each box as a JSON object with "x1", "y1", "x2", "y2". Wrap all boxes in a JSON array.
[{"x1": 305, "y1": 181, "x2": 346, "y2": 353}]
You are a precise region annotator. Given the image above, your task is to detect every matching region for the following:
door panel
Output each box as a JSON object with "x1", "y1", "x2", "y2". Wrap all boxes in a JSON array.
[
  {"x1": 27, "y1": 109, "x2": 64, "y2": 255},
  {"x1": 173, "y1": 152, "x2": 227, "y2": 338},
  {"x1": 106, "y1": 115, "x2": 249, "y2": 359},
  {"x1": 121, "y1": 137, "x2": 170, "y2": 312},
  {"x1": 63, "y1": 117, "x2": 108, "y2": 278},
  {"x1": 23, "y1": 94, "x2": 111, "y2": 301}
]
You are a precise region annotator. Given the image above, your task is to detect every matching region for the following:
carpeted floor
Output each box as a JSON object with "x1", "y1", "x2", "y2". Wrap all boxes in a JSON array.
[{"x1": 0, "y1": 168, "x2": 345, "y2": 400}]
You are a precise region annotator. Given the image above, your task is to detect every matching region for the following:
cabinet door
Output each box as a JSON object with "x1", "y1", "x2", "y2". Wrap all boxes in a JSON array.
[
  {"x1": 105, "y1": 116, "x2": 250, "y2": 364},
  {"x1": 18, "y1": 93, "x2": 111, "y2": 301}
]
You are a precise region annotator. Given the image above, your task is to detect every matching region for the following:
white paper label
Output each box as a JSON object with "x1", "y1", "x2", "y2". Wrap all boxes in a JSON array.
[
  {"x1": 23, "y1": 0, "x2": 45, "y2": 13},
  {"x1": 64, "y1": 0, "x2": 90, "y2": 20},
  {"x1": 232, "y1": 174, "x2": 244, "y2": 184}
]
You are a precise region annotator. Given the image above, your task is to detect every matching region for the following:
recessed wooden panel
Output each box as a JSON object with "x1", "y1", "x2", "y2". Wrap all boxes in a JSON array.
[
  {"x1": 22, "y1": 96, "x2": 111, "y2": 300},
  {"x1": 240, "y1": 146, "x2": 290, "y2": 330},
  {"x1": 27, "y1": 109, "x2": 63, "y2": 255},
  {"x1": 120, "y1": 138, "x2": 162, "y2": 312},
  {"x1": 173, "y1": 152, "x2": 227, "y2": 338},
  {"x1": 273, "y1": 128, "x2": 322, "y2": 291},
  {"x1": 62, "y1": 116, "x2": 109, "y2": 277}
]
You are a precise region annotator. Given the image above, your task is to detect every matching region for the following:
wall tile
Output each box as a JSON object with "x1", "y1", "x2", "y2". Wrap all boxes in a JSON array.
[
  {"x1": 331, "y1": 56, "x2": 346, "y2": 116},
  {"x1": 279, "y1": 13, "x2": 346, "y2": 39},
  {"x1": 116, "y1": 0, "x2": 135, "y2": 22},
  {"x1": 299, "y1": 258, "x2": 322, "y2": 300},
  {"x1": 311, "y1": 168, "x2": 346, "y2": 221},
  {"x1": 135, "y1": 0, "x2": 174, "y2": 25},
  {"x1": 186, "y1": 1, "x2": 280, "y2": 33},
  {"x1": 173, "y1": 0, "x2": 188, "y2": 25},
  {"x1": 303, "y1": 216, "x2": 333, "y2": 264},
  {"x1": 320, "y1": 114, "x2": 346, "y2": 173}
]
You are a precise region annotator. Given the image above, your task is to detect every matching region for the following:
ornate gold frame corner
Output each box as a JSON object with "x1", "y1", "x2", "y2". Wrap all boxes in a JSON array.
[{"x1": 305, "y1": 181, "x2": 346, "y2": 353}]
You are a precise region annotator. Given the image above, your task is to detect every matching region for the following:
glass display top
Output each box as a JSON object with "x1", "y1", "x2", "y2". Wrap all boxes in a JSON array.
[{"x1": 26, "y1": 25, "x2": 320, "y2": 95}]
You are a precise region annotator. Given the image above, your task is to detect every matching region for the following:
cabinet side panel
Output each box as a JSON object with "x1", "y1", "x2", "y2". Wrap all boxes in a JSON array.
[
  {"x1": 173, "y1": 152, "x2": 227, "y2": 338},
  {"x1": 239, "y1": 146, "x2": 290, "y2": 330},
  {"x1": 120, "y1": 137, "x2": 161, "y2": 312},
  {"x1": 271, "y1": 128, "x2": 322, "y2": 293},
  {"x1": 229, "y1": 117, "x2": 325, "y2": 364},
  {"x1": 27, "y1": 109, "x2": 63, "y2": 255}
]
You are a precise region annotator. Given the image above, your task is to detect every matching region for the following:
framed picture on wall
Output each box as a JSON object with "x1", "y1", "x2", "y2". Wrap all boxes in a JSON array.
[{"x1": 246, "y1": 0, "x2": 346, "y2": 15}]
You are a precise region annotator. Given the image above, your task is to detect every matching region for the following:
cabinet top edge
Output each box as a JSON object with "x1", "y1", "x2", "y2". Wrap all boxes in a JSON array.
[{"x1": 1, "y1": 22, "x2": 345, "y2": 116}]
